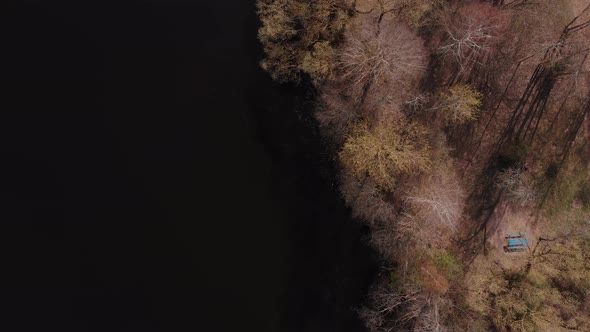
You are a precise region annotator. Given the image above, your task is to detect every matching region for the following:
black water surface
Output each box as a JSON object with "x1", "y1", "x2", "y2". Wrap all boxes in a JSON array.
[{"x1": 0, "y1": 1, "x2": 377, "y2": 331}]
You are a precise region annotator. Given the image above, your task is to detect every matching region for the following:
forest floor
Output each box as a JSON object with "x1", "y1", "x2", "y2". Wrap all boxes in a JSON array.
[
  {"x1": 486, "y1": 203, "x2": 536, "y2": 253},
  {"x1": 471, "y1": 0, "x2": 589, "y2": 271},
  {"x1": 482, "y1": 200, "x2": 538, "y2": 272},
  {"x1": 572, "y1": 0, "x2": 589, "y2": 18}
]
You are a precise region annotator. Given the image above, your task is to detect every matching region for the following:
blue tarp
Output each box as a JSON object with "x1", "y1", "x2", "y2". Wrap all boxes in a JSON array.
[
  {"x1": 507, "y1": 238, "x2": 527, "y2": 246},
  {"x1": 506, "y1": 246, "x2": 527, "y2": 251}
]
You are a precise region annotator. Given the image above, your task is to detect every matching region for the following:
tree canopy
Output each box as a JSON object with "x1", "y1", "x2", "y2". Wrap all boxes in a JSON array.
[
  {"x1": 257, "y1": 0, "x2": 350, "y2": 83},
  {"x1": 339, "y1": 18, "x2": 427, "y2": 102},
  {"x1": 339, "y1": 116, "x2": 431, "y2": 191},
  {"x1": 439, "y1": 83, "x2": 482, "y2": 124}
]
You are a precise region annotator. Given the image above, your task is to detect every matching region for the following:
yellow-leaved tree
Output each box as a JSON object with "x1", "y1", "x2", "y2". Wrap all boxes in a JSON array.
[
  {"x1": 440, "y1": 83, "x2": 482, "y2": 124},
  {"x1": 339, "y1": 115, "x2": 431, "y2": 191}
]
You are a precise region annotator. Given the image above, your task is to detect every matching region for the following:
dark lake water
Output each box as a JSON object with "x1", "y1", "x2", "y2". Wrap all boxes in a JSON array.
[{"x1": 0, "y1": 1, "x2": 378, "y2": 331}]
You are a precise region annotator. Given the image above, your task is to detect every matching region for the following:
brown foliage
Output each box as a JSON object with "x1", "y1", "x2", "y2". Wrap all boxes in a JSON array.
[
  {"x1": 257, "y1": 0, "x2": 350, "y2": 83},
  {"x1": 353, "y1": 0, "x2": 443, "y2": 29}
]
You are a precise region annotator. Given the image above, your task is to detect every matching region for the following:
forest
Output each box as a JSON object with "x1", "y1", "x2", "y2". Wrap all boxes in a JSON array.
[{"x1": 258, "y1": 0, "x2": 590, "y2": 331}]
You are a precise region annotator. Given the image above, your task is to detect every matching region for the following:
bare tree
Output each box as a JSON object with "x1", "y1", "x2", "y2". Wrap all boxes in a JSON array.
[
  {"x1": 340, "y1": 171, "x2": 397, "y2": 225},
  {"x1": 359, "y1": 274, "x2": 450, "y2": 332},
  {"x1": 405, "y1": 165, "x2": 465, "y2": 236},
  {"x1": 412, "y1": 296, "x2": 449, "y2": 332},
  {"x1": 495, "y1": 167, "x2": 537, "y2": 206},
  {"x1": 369, "y1": 219, "x2": 400, "y2": 261},
  {"x1": 438, "y1": 2, "x2": 508, "y2": 74},
  {"x1": 358, "y1": 274, "x2": 425, "y2": 332},
  {"x1": 402, "y1": 93, "x2": 432, "y2": 116},
  {"x1": 339, "y1": 19, "x2": 427, "y2": 104},
  {"x1": 315, "y1": 85, "x2": 360, "y2": 142}
]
